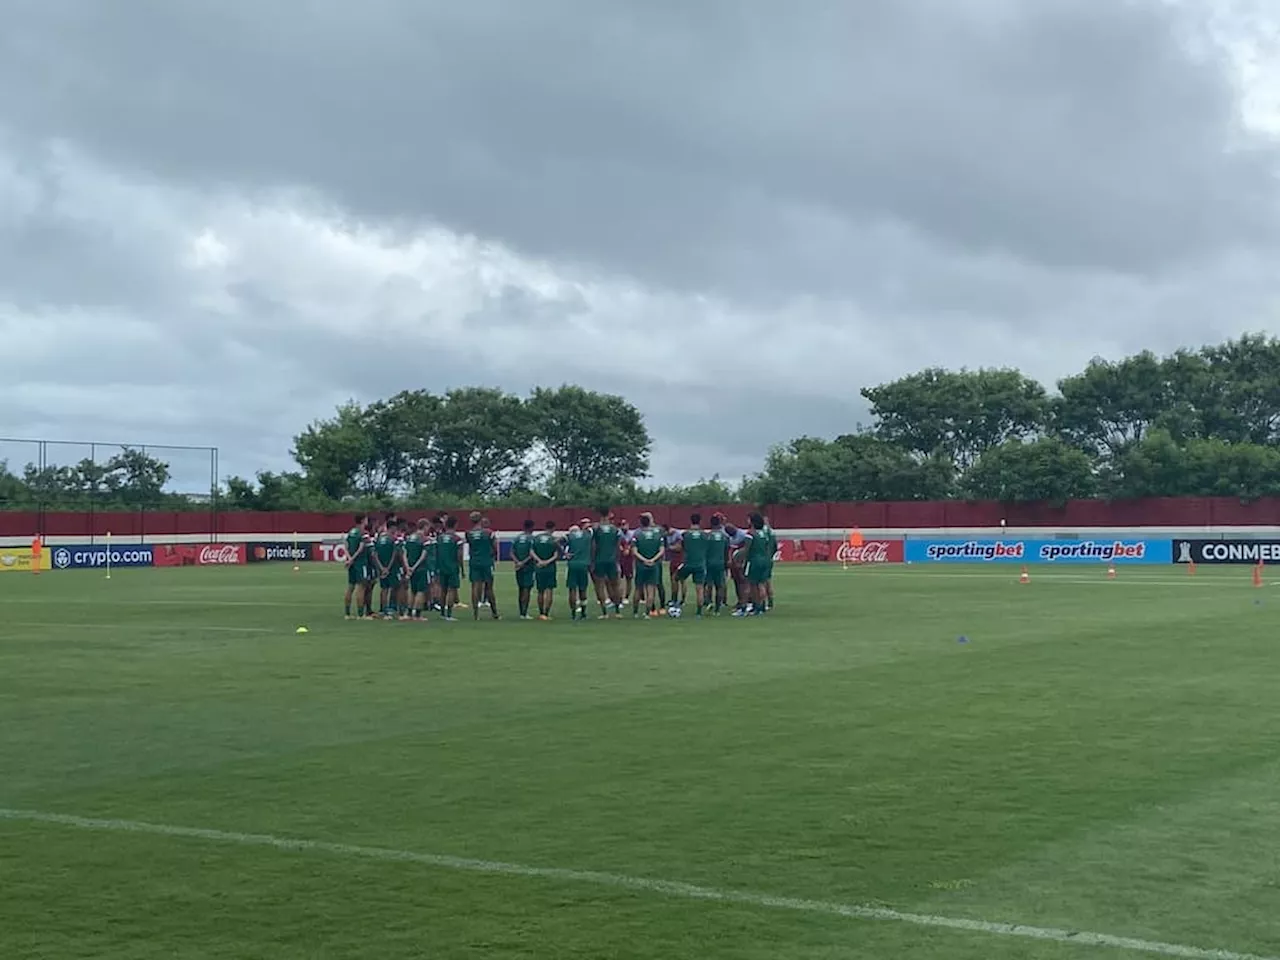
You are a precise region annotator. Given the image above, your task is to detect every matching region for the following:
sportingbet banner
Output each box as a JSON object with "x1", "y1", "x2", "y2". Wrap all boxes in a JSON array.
[
  {"x1": 1172, "y1": 538, "x2": 1280, "y2": 564},
  {"x1": 50, "y1": 544, "x2": 155, "y2": 570},
  {"x1": 905, "y1": 538, "x2": 1171, "y2": 564},
  {"x1": 0, "y1": 546, "x2": 51, "y2": 573},
  {"x1": 774, "y1": 539, "x2": 903, "y2": 563},
  {"x1": 246, "y1": 542, "x2": 313, "y2": 563}
]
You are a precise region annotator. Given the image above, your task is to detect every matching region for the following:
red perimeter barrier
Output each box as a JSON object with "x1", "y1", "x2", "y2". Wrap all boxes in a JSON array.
[{"x1": 6, "y1": 497, "x2": 1280, "y2": 540}]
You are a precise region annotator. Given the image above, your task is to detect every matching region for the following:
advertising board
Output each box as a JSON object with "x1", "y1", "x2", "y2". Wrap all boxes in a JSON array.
[
  {"x1": 50, "y1": 545, "x2": 155, "y2": 570},
  {"x1": 246, "y1": 543, "x2": 313, "y2": 563},
  {"x1": 905, "y1": 538, "x2": 1171, "y2": 564},
  {"x1": 774, "y1": 539, "x2": 904, "y2": 563},
  {"x1": 0, "y1": 547, "x2": 50, "y2": 573},
  {"x1": 152, "y1": 543, "x2": 247, "y2": 567},
  {"x1": 1172, "y1": 539, "x2": 1280, "y2": 564}
]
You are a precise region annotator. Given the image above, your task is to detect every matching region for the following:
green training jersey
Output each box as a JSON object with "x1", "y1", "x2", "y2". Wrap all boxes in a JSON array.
[
  {"x1": 403, "y1": 532, "x2": 425, "y2": 568},
  {"x1": 345, "y1": 526, "x2": 365, "y2": 560},
  {"x1": 681, "y1": 528, "x2": 709, "y2": 568},
  {"x1": 466, "y1": 526, "x2": 495, "y2": 566},
  {"x1": 374, "y1": 532, "x2": 396, "y2": 567},
  {"x1": 565, "y1": 529, "x2": 591, "y2": 568},
  {"x1": 592, "y1": 522, "x2": 621, "y2": 562},
  {"x1": 532, "y1": 531, "x2": 559, "y2": 563},
  {"x1": 746, "y1": 525, "x2": 775, "y2": 564},
  {"x1": 632, "y1": 526, "x2": 664, "y2": 561},
  {"x1": 511, "y1": 532, "x2": 534, "y2": 564},
  {"x1": 436, "y1": 532, "x2": 461, "y2": 572},
  {"x1": 705, "y1": 528, "x2": 729, "y2": 567}
]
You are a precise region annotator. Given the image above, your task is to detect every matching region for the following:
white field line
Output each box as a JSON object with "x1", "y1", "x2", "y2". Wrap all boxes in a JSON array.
[
  {"x1": 0, "y1": 808, "x2": 1271, "y2": 960},
  {"x1": 0, "y1": 622, "x2": 277, "y2": 633}
]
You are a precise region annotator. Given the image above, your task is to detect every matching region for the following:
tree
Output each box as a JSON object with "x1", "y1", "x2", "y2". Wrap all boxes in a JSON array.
[
  {"x1": 425, "y1": 388, "x2": 534, "y2": 496},
  {"x1": 0, "y1": 461, "x2": 29, "y2": 506},
  {"x1": 749, "y1": 434, "x2": 954, "y2": 503},
  {"x1": 962, "y1": 438, "x2": 1098, "y2": 503},
  {"x1": 105, "y1": 448, "x2": 171, "y2": 504},
  {"x1": 1053, "y1": 352, "x2": 1170, "y2": 457},
  {"x1": 528, "y1": 385, "x2": 650, "y2": 487},
  {"x1": 11, "y1": 448, "x2": 171, "y2": 505},
  {"x1": 1191, "y1": 334, "x2": 1280, "y2": 444},
  {"x1": 862, "y1": 368, "x2": 1047, "y2": 468},
  {"x1": 1106, "y1": 430, "x2": 1280, "y2": 500},
  {"x1": 223, "y1": 471, "x2": 327, "y2": 511},
  {"x1": 292, "y1": 402, "x2": 380, "y2": 500},
  {"x1": 20, "y1": 464, "x2": 78, "y2": 502}
]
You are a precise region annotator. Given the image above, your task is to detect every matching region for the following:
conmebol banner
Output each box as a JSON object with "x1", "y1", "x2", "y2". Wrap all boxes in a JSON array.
[
  {"x1": 1172, "y1": 539, "x2": 1280, "y2": 564},
  {"x1": 905, "y1": 538, "x2": 1170, "y2": 564}
]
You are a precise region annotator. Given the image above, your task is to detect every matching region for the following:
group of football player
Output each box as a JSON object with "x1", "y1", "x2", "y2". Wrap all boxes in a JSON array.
[{"x1": 340, "y1": 508, "x2": 778, "y2": 621}]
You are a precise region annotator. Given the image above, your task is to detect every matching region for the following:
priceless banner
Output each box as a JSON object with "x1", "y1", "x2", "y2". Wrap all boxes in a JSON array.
[
  {"x1": 50, "y1": 544, "x2": 155, "y2": 570},
  {"x1": 153, "y1": 543, "x2": 246, "y2": 567},
  {"x1": 1172, "y1": 539, "x2": 1280, "y2": 564},
  {"x1": 246, "y1": 542, "x2": 313, "y2": 563},
  {"x1": 0, "y1": 546, "x2": 51, "y2": 572},
  {"x1": 905, "y1": 538, "x2": 1170, "y2": 564}
]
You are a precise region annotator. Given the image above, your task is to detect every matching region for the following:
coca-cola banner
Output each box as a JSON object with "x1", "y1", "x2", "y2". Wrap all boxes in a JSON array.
[
  {"x1": 153, "y1": 543, "x2": 247, "y2": 567},
  {"x1": 773, "y1": 539, "x2": 903, "y2": 563}
]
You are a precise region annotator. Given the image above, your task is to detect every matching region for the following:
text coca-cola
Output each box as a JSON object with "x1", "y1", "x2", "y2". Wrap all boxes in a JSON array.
[
  {"x1": 198, "y1": 544, "x2": 245, "y2": 565},
  {"x1": 836, "y1": 541, "x2": 892, "y2": 564}
]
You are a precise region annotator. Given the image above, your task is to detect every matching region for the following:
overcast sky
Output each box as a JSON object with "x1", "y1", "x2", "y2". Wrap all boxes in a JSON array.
[{"x1": 3, "y1": 0, "x2": 1280, "y2": 489}]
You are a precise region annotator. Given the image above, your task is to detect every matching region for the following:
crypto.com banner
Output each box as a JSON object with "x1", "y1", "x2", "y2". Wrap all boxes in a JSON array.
[
  {"x1": 905, "y1": 538, "x2": 1171, "y2": 564},
  {"x1": 50, "y1": 545, "x2": 155, "y2": 570}
]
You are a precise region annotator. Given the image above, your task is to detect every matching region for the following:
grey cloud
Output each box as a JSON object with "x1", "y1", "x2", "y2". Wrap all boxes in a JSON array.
[
  {"x1": 2, "y1": 0, "x2": 1273, "y2": 301},
  {"x1": 3, "y1": 0, "x2": 1280, "y2": 488}
]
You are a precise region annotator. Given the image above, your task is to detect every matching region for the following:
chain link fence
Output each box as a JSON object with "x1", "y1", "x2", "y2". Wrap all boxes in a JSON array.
[{"x1": 0, "y1": 438, "x2": 219, "y2": 535}]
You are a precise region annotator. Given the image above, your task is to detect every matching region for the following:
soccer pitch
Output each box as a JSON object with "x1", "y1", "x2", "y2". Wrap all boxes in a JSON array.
[{"x1": 1, "y1": 564, "x2": 1277, "y2": 959}]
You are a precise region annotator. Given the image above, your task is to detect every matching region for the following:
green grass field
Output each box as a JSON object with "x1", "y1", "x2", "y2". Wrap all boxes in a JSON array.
[{"x1": 1, "y1": 562, "x2": 1278, "y2": 959}]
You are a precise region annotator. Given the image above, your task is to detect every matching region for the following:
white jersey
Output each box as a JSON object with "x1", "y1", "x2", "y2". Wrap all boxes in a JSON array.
[{"x1": 729, "y1": 529, "x2": 749, "y2": 548}]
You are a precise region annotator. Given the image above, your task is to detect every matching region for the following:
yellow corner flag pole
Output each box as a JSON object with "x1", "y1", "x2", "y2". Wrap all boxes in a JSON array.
[
  {"x1": 105, "y1": 532, "x2": 112, "y2": 580},
  {"x1": 293, "y1": 531, "x2": 300, "y2": 572}
]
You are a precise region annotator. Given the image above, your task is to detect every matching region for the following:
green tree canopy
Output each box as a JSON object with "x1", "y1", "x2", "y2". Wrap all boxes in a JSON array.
[{"x1": 862, "y1": 368, "x2": 1047, "y2": 468}]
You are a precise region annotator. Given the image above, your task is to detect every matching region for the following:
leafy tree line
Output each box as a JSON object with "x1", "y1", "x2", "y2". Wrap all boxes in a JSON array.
[
  {"x1": 5, "y1": 335, "x2": 1280, "y2": 511},
  {"x1": 0, "y1": 449, "x2": 186, "y2": 509},
  {"x1": 753, "y1": 334, "x2": 1280, "y2": 504}
]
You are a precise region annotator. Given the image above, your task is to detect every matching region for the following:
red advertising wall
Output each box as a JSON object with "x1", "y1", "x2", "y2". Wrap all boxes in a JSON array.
[{"x1": 5, "y1": 497, "x2": 1280, "y2": 539}]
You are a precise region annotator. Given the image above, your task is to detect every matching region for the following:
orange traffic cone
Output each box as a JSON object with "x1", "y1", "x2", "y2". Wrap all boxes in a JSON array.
[
  {"x1": 1019, "y1": 565, "x2": 1030, "y2": 584},
  {"x1": 1188, "y1": 560, "x2": 1196, "y2": 576},
  {"x1": 1253, "y1": 561, "x2": 1264, "y2": 588},
  {"x1": 1106, "y1": 563, "x2": 1116, "y2": 579}
]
